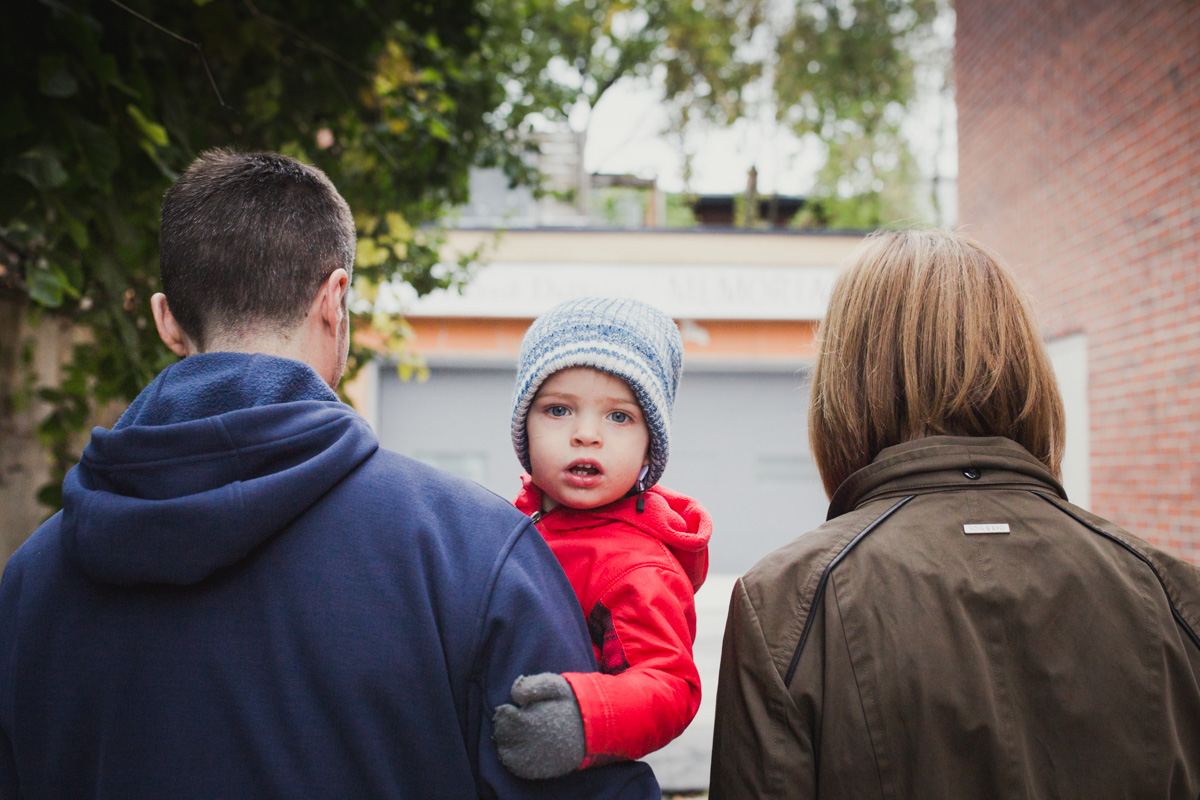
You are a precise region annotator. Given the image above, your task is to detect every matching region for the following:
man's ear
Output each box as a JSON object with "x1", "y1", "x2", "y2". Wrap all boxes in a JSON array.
[
  {"x1": 150, "y1": 293, "x2": 191, "y2": 357},
  {"x1": 315, "y1": 268, "x2": 350, "y2": 334}
]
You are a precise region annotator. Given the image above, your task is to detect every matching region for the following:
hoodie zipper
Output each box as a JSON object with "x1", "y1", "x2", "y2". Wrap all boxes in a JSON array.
[{"x1": 530, "y1": 507, "x2": 561, "y2": 524}]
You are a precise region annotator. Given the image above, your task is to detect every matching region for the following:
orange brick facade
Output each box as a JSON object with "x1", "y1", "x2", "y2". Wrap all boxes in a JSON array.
[
  {"x1": 956, "y1": 0, "x2": 1200, "y2": 558},
  {"x1": 406, "y1": 318, "x2": 820, "y2": 362}
]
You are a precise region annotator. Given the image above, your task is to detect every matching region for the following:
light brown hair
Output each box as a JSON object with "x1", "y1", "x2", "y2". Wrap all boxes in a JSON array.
[{"x1": 809, "y1": 228, "x2": 1065, "y2": 496}]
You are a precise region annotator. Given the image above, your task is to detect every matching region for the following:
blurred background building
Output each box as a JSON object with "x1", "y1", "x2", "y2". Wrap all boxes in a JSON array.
[
  {"x1": 956, "y1": 0, "x2": 1200, "y2": 559},
  {"x1": 344, "y1": 127, "x2": 868, "y2": 577},
  {"x1": 356, "y1": 221, "x2": 864, "y2": 575}
]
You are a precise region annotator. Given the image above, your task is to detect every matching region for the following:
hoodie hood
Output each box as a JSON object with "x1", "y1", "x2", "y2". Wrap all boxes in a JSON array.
[
  {"x1": 515, "y1": 475, "x2": 711, "y2": 591},
  {"x1": 62, "y1": 353, "x2": 378, "y2": 586}
]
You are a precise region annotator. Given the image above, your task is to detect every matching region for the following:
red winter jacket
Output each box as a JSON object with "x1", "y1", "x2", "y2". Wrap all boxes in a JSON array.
[{"x1": 515, "y1": 476, "x2": 713, "y2": 765}]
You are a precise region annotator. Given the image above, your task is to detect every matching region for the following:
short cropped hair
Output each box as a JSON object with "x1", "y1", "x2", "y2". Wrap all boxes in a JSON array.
[
  {"x1": 159, "y1": 149, "x2": 356, "y2": 349},
  {"x1": 809, "y1": 228, "x2": 1065, "y2": 496}
]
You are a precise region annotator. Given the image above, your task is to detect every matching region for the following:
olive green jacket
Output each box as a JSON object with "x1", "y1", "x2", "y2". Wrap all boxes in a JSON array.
[{"x1": 711, "y1": 436, "x2": 1200, "y2": 799}]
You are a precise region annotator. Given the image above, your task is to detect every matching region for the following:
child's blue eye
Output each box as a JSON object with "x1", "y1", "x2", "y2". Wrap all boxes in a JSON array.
[
  {"x1": 609, "y1": 411, "x2": 631, "y2": 423},
  {"x1": 547, "y1": 405, "x2": 569, "y2": 417}
]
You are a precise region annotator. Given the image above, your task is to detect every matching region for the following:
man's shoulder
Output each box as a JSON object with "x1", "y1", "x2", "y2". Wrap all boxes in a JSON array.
[
  {"x1": 355, "y1": 448, "x2": 515, "y2": 504},
  {"x1": 332, "y1": 447, "x2": 528, "y2": 533},
  {"x1": 6, "y1": 511, "x2": 64, "y2": 567},
  {"x1": 0, "y1": 512, "x2": 66, "y2": 605}
]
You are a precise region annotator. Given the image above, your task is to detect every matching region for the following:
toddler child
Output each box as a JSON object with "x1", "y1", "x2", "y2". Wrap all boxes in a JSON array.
[{"x1": 493, "y1": 297, "x2": 713, "y2": 779}]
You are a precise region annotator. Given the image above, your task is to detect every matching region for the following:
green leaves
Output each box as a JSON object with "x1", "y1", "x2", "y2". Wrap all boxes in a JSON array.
[
  {"x1": 126, "y1": 104, "x2": 169, "y2": 147},
  {"x1": 244, "y1": 75, "x2": 283, "y2": 126},
  {"x1": 38, "y1": 56, "x2": 78, "y2": 98},
  {"x1": 25, "y1": 262, "x2": 67, "y2": 307},
  {"x1": 355, "y1": 238, "x2": 391, "y2": 268},
  {"x1": 2, "y1": 0, "x2": 585, "y2": 513},
  {"x1": 68, "y1": 116, "x2": 121, "y2": 193},
  {"x1": 770, "y1": 0, "x2": 948, "y2": 228},
  {"x1": 1, "y1": 0, "x2": 946, "y2": 520},
  {"x1": 14, "y1": 145, "x2": 69, "y2": 190}
]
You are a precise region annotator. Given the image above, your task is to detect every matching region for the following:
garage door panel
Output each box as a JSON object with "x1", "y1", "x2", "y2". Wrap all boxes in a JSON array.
[{"x1": 379, "y1": 365, "x2": 827, "y2": 574}]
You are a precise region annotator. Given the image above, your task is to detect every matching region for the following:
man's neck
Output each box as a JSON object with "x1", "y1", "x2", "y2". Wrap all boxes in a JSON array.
[
  {"x1": 194, "y1": 325, "x2": 338, "y2": 390},
  {"x1": 201, "y1": 331, "x2": 299, "y2": 361}
]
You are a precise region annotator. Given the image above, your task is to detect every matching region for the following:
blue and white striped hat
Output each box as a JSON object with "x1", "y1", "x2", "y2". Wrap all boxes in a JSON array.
[{"x1": 511, "y1": 297, "x2": 683, "y2": 489}]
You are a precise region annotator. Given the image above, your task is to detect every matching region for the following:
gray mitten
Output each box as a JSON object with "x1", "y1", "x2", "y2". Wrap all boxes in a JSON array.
[{"x1": 493, "y1": 673, "x2": 586, "y2": 779}]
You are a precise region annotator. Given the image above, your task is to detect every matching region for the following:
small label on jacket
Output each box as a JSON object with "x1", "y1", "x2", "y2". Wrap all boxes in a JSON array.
[{"x1": 963, "y1": 523, "x2": 1010, "y2": 535}]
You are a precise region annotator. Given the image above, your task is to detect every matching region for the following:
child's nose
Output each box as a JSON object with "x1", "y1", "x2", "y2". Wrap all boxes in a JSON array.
[{"x1": 571, "y1": 419, "x2": 601, "y2": 446}]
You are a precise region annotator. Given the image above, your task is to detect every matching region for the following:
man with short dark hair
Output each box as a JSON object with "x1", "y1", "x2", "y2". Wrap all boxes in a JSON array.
[{"x1": 0, "y1": 150, "x2": 659, "y2": 799}]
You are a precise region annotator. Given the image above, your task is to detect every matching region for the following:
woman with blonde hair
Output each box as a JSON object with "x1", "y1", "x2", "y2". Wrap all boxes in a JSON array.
[{"x1": 710, "y1": 229, "x2": 1200, "y2": 798}]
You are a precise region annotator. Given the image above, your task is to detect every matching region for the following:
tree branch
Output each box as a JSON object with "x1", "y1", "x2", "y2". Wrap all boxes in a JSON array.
[
  {"x1": 242, "y1": 0, "x2": 373, "y2": 82},
  {"x1": 103, "y1": 0, "x2": 233, "y2": 112}
]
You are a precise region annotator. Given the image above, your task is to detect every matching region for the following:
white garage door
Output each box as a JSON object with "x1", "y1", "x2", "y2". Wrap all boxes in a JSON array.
[{"x1": 376, "y1": 363, "x2": 829, "y2": 574}]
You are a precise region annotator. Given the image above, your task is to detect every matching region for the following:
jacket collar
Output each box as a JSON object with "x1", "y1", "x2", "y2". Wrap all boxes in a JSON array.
[
  {"x1": 828, "y1": 436, "x2": 1067, "y2": 520},
  {"x1": 514, "y1": 474, "x2": 711, "y2": 592}
]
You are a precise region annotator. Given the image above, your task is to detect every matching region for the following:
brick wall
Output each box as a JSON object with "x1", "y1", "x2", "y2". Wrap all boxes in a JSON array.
[{"x1": 956, "y1": 0, "x2": 1200, "y2": 559}]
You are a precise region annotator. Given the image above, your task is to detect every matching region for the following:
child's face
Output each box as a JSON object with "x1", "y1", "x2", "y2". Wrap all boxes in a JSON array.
[{"x1": 527, "y1": 367, "x2": 651, "y2": 512}]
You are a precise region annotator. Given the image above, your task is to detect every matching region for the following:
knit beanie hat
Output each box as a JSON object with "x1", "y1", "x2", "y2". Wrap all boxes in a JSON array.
[{"x1": 512, "y1": 297, "x2": 684, "y2": 490}]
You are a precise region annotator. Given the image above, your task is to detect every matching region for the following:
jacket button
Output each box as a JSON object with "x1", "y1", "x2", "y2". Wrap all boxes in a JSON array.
[{"x1": 963, "y1": 468, "x2": 981, "y2": 480}]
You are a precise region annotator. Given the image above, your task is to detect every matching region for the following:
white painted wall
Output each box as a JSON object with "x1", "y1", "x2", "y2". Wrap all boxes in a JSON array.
[
  {"x1": 383, "y1": 262, "x2": 839, "y2": 320},
  {"x1": 1047, "y1": 333, "x2": 1091, "y2": 510}
]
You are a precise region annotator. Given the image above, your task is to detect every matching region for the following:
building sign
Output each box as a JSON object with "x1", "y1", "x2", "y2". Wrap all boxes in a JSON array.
[{"x1": 385, "y1": 262, "x2": 840, "y2": 320}]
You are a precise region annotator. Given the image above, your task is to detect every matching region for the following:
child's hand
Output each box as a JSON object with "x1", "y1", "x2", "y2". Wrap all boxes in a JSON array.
[{"x1": 493, "y1": 673, "x2": 586, "y2": 779}]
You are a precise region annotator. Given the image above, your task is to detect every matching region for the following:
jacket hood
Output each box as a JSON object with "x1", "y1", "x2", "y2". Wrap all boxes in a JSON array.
[
  {"x1": 515, "y1": 475, "x2": 711, "y2": 591},
  {"x1": 828, "y1": 435, "x2": 1067, "y2": 519},
  {"x1": 61, "y1": 353, "x2": 378, "y2": 586}
]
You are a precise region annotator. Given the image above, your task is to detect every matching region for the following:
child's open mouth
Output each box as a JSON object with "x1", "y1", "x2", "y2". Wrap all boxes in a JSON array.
[{"x1": 568, "y1": 464, "x2": 600, "y2": 476}]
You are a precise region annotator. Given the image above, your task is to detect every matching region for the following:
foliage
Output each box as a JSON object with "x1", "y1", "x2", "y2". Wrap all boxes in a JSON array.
[
  {"x1": 543, "y1": 0, "x2": 948, "y2": 229},
  {"x1": 592, "y1": 186, "x2": 645, "y2": 226},
  {"x1": 1, "y1": 0, "x2": 947, "y2": 512},
  {"x1": 664, "y1": 193, "x2": 698, "y2": 227},
  {"x1": 774, "y1": 0, "x2": 946, "y2": 228},
  {"x1": 531, "y1": 0, "x2": 767, "y2": 125},
  {"x1": 0, "y1": 0, "x2": 595, "y2": 509}
]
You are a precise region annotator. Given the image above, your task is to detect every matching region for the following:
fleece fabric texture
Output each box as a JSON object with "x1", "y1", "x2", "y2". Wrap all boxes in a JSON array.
[
  {"x1": 515, "y1": 476, "x2": 711, "y2": 764},
  {"x1": 0, "y1": 352, "x2": 658, "y2": 800}
]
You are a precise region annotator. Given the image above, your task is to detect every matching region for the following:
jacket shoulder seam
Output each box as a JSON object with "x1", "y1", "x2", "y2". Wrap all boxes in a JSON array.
[
  {"x1": 468, "y1": 515, "x2": 541, "y2": 682},
  {"x1": 784, "y1": 496, "x2": 916, "y2": 687},
  {"x1": 1030, "y1": 491, "x2": 1200, "y2": 653}
]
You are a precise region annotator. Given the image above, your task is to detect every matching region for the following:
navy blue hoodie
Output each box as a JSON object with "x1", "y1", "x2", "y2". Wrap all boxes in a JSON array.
[{"x1": 0, "y1": 353, "x2": 658, "y2": 799}]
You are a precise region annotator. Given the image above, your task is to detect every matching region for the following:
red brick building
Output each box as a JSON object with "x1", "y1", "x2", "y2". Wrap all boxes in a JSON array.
[{"x1": 956, "y1": 0, "x2": 1200, "y2": 559}]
